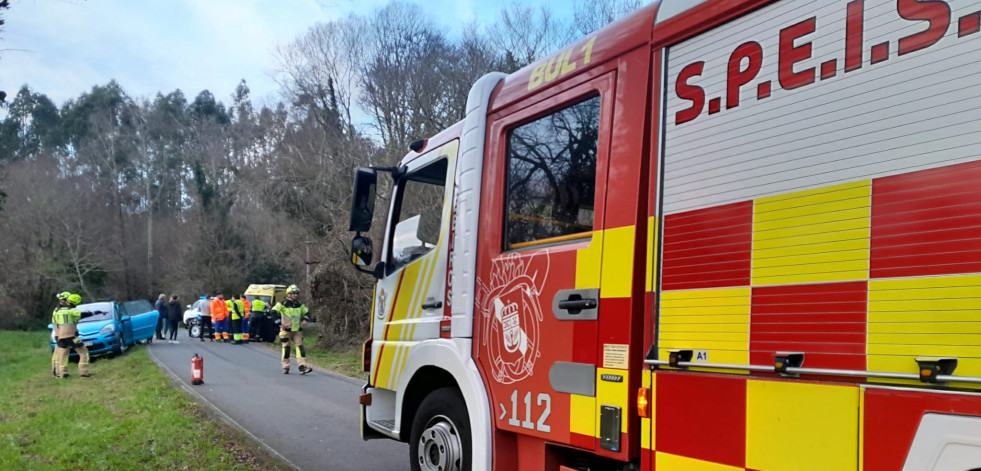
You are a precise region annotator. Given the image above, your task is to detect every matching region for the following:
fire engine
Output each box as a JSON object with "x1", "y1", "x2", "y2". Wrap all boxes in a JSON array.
[{"x1": 348, "y1": 0, "x2": 981, "y2": 469}]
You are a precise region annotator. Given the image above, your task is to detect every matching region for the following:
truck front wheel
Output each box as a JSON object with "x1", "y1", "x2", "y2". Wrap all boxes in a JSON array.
[{"x1": 410, "y1": 387, "x2": 471, "y2": 471}]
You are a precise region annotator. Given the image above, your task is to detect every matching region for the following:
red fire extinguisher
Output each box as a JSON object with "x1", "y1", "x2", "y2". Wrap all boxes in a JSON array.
[{"x1": 191, "y1": 353, "x2": 204, "y2": 385}]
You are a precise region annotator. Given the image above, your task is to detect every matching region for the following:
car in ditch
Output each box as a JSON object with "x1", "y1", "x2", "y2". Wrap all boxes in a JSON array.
[{"x1": 49, "y1": 299, "x2": 159, "y2": 357}]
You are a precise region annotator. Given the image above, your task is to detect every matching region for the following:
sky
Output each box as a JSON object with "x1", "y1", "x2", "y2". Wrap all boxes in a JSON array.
[{"x1": 0, "y1": 0, "x2": 577, "y2": 111}]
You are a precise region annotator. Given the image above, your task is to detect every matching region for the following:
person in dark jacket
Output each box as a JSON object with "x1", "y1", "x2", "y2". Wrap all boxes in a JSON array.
[
  {"x1": 166, "y1": 295, "x2": 182, "y2": 343},
  {"x1": 154, "y1": 293, "x2": 167, "y2": 340}
]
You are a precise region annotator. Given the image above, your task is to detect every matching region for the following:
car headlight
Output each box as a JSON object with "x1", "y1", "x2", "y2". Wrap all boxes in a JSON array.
[{"x1": 98, "y1": 323, "x2": 115, "y2": 335}]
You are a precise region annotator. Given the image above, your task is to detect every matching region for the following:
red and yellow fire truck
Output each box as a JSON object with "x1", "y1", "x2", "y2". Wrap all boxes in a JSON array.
[{"x1": 348, "y1": 0, "x2": 981, "y2": 469}]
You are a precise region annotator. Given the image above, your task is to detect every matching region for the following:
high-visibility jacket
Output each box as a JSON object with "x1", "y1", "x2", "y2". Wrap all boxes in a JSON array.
[
  {"x1": 230, "y1": 299, "x2": 244, "y2": 320},
  {"x1": 272, "y1": 299, "x2": 309, "y2": 332},
  {"x1": 252, "y1": 299, "x2": 265, "y2": 312},
  {"x1": 242, "y1": 298, "x2": 251, "y2": 319},
  {"x1": 211, "y1": 298, "x2": 229, "y2": 321},
  {"x1": 52, "y1": 306, "x2": 81, "y2": 339}
]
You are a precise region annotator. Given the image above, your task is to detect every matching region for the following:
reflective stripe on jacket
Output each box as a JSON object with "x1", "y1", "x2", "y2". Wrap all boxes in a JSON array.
[
  {"x1": 272, "y1": 300, "x2": 308, "y2": 332},
  {"x1": 52, "y1": 306, "x2": 81, "y2": 338}
]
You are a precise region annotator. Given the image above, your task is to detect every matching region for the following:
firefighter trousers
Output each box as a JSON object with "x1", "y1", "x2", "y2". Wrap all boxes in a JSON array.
[
  {"x1": 55, "y1": 336, "x2": 90, "y2": 377},
  {"x1": 280, "y1": 330, "x2": 307, "y2": 369}
]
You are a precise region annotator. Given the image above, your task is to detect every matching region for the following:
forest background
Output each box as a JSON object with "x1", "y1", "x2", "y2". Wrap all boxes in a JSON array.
[{"x1": 0, "y1": 0, "x2": 641, "y2": 346}]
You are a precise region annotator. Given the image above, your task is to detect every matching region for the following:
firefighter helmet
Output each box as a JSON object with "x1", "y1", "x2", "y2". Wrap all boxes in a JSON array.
[
  {"x1": 286, "y1": 285, "x2": 300, "y2": 294},
  {"x1": 67, "y1": 293, "x2": 82, "y2": 305},
  {"x1": 56, "y1": 291, "x2": 71, "y2": 301}
]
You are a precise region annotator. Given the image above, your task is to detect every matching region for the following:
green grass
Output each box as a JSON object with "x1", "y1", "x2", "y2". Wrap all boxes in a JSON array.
[
  {"x1": 0, "y1": 331, "x2": 291, "y2": 471},
  {"x1": 258, "y1": 339, "x2": 367, "y2": 381},
  {"x1": 304, "y1": 346, "x2": 367, "y2": 380}
]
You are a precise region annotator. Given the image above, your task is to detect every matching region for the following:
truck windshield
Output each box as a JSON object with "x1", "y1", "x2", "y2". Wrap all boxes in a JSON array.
[{"x1": 77, "y1": 302, "x2": 113, "y2": 323}]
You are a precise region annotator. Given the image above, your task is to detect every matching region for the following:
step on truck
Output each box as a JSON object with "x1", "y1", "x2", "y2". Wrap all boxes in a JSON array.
[{"x1": 347, "y1": 0, "x2": 981, "y2": 470}]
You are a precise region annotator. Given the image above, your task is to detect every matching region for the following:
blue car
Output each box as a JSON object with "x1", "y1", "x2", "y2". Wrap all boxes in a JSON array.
[{"x1": 49, "y1": 300, "x2": 160, "y2": 357}]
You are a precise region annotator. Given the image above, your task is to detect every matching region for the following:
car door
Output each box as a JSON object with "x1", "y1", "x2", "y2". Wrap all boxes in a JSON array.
[
  {"x1": 116, "y1": 302, "x2": 134, "y2": 346},
  {"x1": 124, "y1": 300, "x2": 159, "y2": 342}
]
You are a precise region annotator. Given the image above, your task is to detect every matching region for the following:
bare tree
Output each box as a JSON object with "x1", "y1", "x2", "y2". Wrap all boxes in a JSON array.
[
  {"x1": 573, "y1": 0, "x2": 644, "y2": 35},
  {"x1": 276, "y1": 18, "x2": 367, "y2": 135},
  {"x1": 487, "y1": 3, "x2": 575, "y2": 72}
]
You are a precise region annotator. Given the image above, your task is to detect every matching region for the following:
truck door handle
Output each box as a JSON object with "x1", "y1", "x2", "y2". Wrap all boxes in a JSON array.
[
  {"x1": 422, "y1": 301, "x2": 443, "y2": 310},
  {"x1": 552, "y1": 288, "x2": 599, "y2": 320},
  {"x1": 557, "y1": 298, "x2": 597, "y2": 313}
]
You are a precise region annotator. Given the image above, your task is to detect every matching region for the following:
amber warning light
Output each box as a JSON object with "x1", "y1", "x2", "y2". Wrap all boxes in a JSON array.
[{"x1": 637, "y1": 387, "x2": 651, "y2": 419}]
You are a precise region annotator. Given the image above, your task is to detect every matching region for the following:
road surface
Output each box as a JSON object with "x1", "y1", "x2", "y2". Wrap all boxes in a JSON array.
[{"x1": 147, "y1": 330, "x2": 409, "y2": 471}]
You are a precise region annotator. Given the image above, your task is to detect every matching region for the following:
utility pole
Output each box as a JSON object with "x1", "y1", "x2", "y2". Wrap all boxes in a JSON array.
[{"x1": 304, "y1": 240, "x2": 321, "y2": 292}]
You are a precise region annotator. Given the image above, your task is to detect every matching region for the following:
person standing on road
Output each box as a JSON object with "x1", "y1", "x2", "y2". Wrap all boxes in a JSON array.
[
  {"x1": 272, "y1": 284, "x2": 312, "y2": 375},
  {"x1": 230, "y1": 295, "x2": 244, "y2": 344},
  {"x1": 166, "y1": 294, "x2": 182, "y2": 343},
  {"x1": 198, "y1": 296, "x2": 213, "y2": 342},
  {"x1": 212, "y1": 294, "x2": 229, "y2": 342},
  {"x1": 154, "y1": 293, "x2": 167, "y2": 341},
  {"x1": 53, "y1": 293, "x2": 90, "y2": 378},
  {"x1": 241, "y1": 294, "x2": 251, "y2": 344},
  {"x1": 249, "y1": 296, "x2": 265, "y2": 342}
]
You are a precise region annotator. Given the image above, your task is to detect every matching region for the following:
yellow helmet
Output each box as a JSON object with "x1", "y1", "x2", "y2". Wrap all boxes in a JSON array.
[
  {"x1": 56, "y1": 291, "x2": 71, "y2": 301},
  {"x1": 68, "y1": 294, "x2": 82, "y2": 305},
  {"x1": 286, "y1": 285, "x2": 300, "y2": 294}
]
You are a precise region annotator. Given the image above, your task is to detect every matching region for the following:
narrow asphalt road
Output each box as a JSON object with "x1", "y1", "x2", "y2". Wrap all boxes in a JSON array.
[{"x1": 147, "y1": 329, "x2": 409, "y2": 471}]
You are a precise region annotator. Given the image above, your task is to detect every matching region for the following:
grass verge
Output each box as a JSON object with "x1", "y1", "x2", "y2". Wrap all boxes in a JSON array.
[
  {"x1": 0, "y1": 330, "x2": 292, "y2": 471},
  {"x1": 304, "y1": 345, "x2": 366, "y2": 380},
  {"x1": 256, "y1": 337, "x2": 367, "y2": 381}
]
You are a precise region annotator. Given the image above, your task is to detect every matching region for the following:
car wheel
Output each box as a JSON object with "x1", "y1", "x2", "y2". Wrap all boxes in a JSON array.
[
  {"x1": 189, "y1": 324, "x2": 202, "y2": 339},
  {"x1": 409, "y1": 388, "x2": 471, "y2": 471}
]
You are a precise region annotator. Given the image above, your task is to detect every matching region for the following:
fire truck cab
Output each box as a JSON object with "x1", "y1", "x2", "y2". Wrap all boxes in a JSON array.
[{"x1": 349, "y1": 0, "x2": 981, "y2": 470}]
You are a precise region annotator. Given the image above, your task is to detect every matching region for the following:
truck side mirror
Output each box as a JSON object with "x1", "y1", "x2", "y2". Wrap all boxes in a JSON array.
[
  {"x1": 351, "y1": 235, "x2": 374, "y2": 267},
  {"x1": 349, "y1": 168, "x2": 377, "y2": 232}
]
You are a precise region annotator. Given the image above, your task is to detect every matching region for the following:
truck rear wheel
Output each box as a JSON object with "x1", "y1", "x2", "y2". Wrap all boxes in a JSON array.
[{"x1": 410, "y1": 387, "x2": 471, "y2": 471}]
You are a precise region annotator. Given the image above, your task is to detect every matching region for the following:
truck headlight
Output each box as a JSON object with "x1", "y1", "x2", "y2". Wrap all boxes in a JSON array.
[{"x1": 99, "y1": 323, "x2": 115, "y2": 335}]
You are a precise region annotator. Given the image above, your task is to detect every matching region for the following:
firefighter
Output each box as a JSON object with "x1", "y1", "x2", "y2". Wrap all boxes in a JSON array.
[
  {"x1": 230, "y1": 295, "x2": 244, "y2": 344},
  {"x1": 51, "y1": 291, "x2": 71, "y2": 377},
  {"x1": 211, "y1": 294, "x2": 229, "y2": 343},
  {"x1": 240, "y1": 294, "x2": 251, "y2": 344},
  {"x1": 53, "y1": 293, "x2": 90, "y2": 378},
  {"x1": 272, "y1": 284, "x2": 312, "y2": 374}
]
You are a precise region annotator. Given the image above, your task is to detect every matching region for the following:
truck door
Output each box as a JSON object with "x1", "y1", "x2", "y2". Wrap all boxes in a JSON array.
[
  {"x1": 476, "y1": 71, "x2": 625, "y2": 458},
  {"x1": 369, "y1": 140, "x2": 458, "y2": 392}
]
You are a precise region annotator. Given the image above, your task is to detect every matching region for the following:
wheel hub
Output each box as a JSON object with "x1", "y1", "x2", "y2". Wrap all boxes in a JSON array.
[{"x1": 417, "y1": 417, "x2": 462, "y2": 471}]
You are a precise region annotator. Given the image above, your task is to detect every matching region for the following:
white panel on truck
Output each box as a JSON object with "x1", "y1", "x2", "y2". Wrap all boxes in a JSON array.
[{"x1": 662, "y1": 0, "x2": 981, "y2": 214}]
